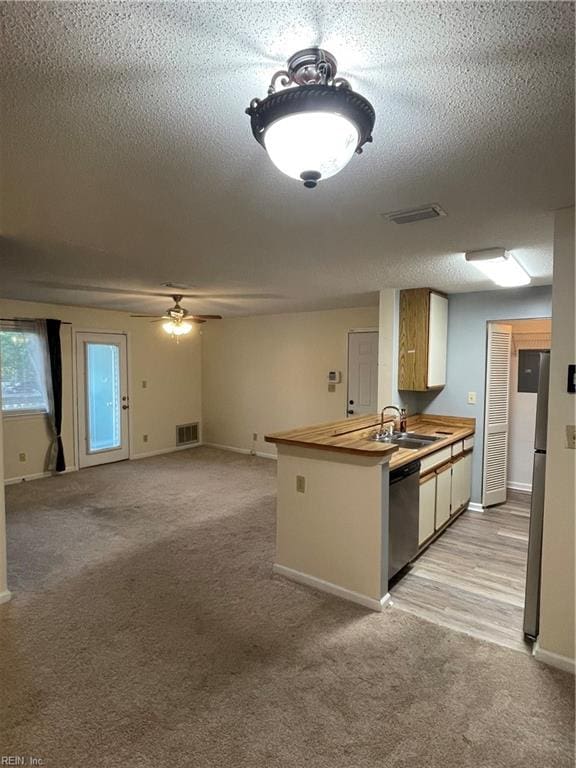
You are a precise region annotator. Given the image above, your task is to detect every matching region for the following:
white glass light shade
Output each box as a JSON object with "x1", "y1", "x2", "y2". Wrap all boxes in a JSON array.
[
  {"x1": 465, "y1": 249, "x2": 531, "y2": 287},
  {"x1": 264, "y1": 111, "x2": 359, "y2": 181},
  {"x1": 163, "y1": 320, "x2": 193, "y2": 336}
]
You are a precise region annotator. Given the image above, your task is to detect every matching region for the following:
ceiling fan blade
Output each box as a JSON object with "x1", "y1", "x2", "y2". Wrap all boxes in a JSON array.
[
  {"x1": 162, "y1": 292, "x2": 281, "y2": 300},
  {"x1": 190, "y1": 314, "x2": 223, "y2": 320},
  {"x1": 130, "y1": 314, "x2": 158, "y2": 318},
  {"x1": 28, "y1": 281, "x2": 282, "y2": 300}
]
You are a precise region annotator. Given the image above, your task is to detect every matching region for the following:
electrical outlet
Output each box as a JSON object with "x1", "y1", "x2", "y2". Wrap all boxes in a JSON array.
[
  {"x1": 18, "y1": 452, "x2": 26, "y2": 463},
  {"x1": 143, "y1": 434, "x2": 148, "y2": 443},
  {"x1": 467, "y1": 392, "x2": 477, "y2": 405},
  {"x1": 296, "y1": 475, "x2": 306, "y2": 493},
  {"x1": 252, "y1": 433, "x2": 258, "y2": 442},
  {"x1": 566, "y1": 425, "x2": 576, "y2": 449}
]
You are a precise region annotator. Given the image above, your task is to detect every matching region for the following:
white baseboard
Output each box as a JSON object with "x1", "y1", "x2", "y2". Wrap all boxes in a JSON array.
[
  {"x1": 273, "y1": 563, "x2": 390, "y2": 612},
  {"x1": 204, "y1": 442, "x2": 277, "y2": 461},
  {"x1": 507, "y1": 481, "x2": 532, "y2": 493},
  {"x1": 131, "y1": 443, "x2": 204, "y2": 460},
  {"x1": 467, "y1": 502, "x2": 484, "y2": 512},
  {"x1": 4, "y1": 444, "x2": 207, "y2": 483},
  {"x1": 533, "y1": 642, "x2": 575, "y2": 674},
  {"x1": 5, "y1": 466, "x2": 78, "y2": 485},
  {"x1": 0, "y1": 589, "x2": 12, "y2": 605}
]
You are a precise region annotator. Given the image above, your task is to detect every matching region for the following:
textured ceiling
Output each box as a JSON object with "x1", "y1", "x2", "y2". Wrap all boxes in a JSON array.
[{"x1": 0, "y1": 1, "x2": 573, "y2": 316}]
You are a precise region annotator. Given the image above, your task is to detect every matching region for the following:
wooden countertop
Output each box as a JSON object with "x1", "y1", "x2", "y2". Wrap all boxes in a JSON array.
[{"x1": 265, "y1": 414, "x2": 475, "y2": 466}]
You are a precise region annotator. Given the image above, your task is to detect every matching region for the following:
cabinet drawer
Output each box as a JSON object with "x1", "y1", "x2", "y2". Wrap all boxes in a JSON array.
[
  {"x1": 463, "y1": 436, "x2": 475, "y2": 451},
  {"x1": 451, "y1": 440, "x2": 464, "y2": 457},
  {"x1": 420, "y1": 446, "x2": 452, "y2": 474}
]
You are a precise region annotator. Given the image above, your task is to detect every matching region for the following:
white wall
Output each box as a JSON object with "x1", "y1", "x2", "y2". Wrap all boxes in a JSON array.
[
  {"x1": 508, "y1": 360, "x2": 537, "y2": 491},
  {"x1": 508, "y1": 320, "x2": 551, "y2": 491},
  {"x1": 377, "y1": 289, "x2": 396, "y2": 410},
  {"x1": 538, "y1": 207, "x2": 575, "y2": 666},
  {"x1": 202, "y1": 306, "x2": 379, "y2": 455},
  {"x1": 1, "y1": 298, "x2": 202, "y2": 481}
]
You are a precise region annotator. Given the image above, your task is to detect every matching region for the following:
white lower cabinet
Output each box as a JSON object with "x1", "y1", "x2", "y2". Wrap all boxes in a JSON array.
[
  {"x1": 417, "y1": 446, "x2": 474, "y2": 550},
  {"x1": 462, "y1": 453, "x2": 472, "y2": 500},
  {"x1": 435, "y1": 465, "x2": 452, "y2": 528},
  {"x1": 451, "y1": 457, "x2": 463, "y2": 515},
  {"x1": 419, "y1": 474, "x2": 436, "y2": 545},
  {"x1": 451, "y1": 453, "x2": 473, "y2": 514}
]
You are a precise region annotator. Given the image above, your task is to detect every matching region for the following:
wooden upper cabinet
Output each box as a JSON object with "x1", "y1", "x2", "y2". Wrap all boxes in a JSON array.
[{"x1": 398, "y1": 288, "x2": 448, "y2": 391}]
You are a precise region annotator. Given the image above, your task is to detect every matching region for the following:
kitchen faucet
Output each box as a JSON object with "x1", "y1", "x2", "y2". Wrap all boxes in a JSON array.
[{"x1": 377, "y1": 405, "x2": 407, "y2": 438}]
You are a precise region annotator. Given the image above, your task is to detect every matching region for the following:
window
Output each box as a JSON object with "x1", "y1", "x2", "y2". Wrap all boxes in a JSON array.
[{"x1": 0, "y1": 323, "x2": 49, "y2": 414}]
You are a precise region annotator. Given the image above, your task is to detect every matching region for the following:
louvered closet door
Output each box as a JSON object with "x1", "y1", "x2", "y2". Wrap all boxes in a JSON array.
[{"x1": 482, "y1": 323, "x2": 512, "y2": 507}]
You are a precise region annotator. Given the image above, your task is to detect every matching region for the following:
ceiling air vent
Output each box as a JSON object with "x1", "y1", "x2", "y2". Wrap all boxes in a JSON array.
[
  {"x1": 382, "y1": 204, "x2": 447, "y2": 225},
  {"x1": 176, "y1": 422, "x2": 199, "y2": 446}
]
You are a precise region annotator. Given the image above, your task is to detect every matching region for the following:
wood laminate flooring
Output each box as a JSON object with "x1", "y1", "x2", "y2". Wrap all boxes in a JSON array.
[{"x1": 390, "y1": 492, "x2": 532, "y2": 653}]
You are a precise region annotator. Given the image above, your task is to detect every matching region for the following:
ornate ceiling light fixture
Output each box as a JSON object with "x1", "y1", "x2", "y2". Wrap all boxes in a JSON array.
[{"x1": 246, "y1": 48, "x2": 375, "y2": 188}]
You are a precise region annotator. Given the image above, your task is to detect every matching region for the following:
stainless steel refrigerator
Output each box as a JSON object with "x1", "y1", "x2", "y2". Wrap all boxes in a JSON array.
[{"x1": 523, "y1": 350, "x2": 550, "y2": 640}]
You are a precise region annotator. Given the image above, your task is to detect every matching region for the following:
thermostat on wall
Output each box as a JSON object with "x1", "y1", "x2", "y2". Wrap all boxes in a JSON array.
[{"x1": 327, "y1": 371, "x2": 342, "y2": 384}]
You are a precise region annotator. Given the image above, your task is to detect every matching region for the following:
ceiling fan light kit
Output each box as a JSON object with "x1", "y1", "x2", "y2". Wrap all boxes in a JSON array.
[
  {"x1": 246, "y1": 48, "x2": 375, "y2": 188},
  {"x1": 130, "y1": 294, "x2": 222, "y2": 341},
  {"x1": 163, "y1": 320, "x2": 193, "y2": 337}
]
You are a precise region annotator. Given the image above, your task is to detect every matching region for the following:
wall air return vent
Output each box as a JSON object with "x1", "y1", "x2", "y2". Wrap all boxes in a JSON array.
[
  {"x1": 382, "y1": 204, "x2": 447, "y2": 225},
  {"x1": 176, "y1": 422, "x2": 199, "y2": 446}
]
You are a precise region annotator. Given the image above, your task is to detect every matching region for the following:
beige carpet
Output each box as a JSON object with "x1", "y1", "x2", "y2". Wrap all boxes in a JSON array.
[{"x1": 0, "y1": 448, "x2": 573, "y2": 768}]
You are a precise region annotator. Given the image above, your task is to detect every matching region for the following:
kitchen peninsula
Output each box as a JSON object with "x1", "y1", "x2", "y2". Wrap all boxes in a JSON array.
[{"x1": 266, "y1": 414, "x2": 475, "y2": 611}]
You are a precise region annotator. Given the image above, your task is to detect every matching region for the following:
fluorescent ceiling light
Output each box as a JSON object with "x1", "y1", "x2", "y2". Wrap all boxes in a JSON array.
[{"x1": 465, "y1": 248, "x2": 531, "y2": 287}]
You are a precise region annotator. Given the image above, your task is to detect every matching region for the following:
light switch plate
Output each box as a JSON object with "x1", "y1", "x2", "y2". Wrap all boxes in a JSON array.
[
  {"x1": 566, "y1": 425, "x2": 576, "y2": 449},
  {"x1": 296, "y1": 475, "x2": 306, "y2": 493},
  {"x1": 467, "y1": 392, "x2": 477, "y2": 405}
]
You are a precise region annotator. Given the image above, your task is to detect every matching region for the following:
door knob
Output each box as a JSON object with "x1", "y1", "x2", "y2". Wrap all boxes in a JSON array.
[
  {"x1": 347, "y1": 409, "x2": 354, "y2": 415},
  {"x1": 122, "y1": 405, "x2": 129, "y2": 410}
]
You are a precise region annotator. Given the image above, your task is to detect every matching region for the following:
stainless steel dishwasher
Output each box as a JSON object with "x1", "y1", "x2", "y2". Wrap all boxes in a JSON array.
[{"x1": 388, "y1": 460, "x2": 420, "y2": 579}]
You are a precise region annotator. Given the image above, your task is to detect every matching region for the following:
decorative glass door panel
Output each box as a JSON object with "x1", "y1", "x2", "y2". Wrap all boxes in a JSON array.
[
  {"x1": 77, "y1": 333, "x2": 129, "y2": 468},
  {"x1": 86, "y1": 343, "x2": 121, "y2": 452}
]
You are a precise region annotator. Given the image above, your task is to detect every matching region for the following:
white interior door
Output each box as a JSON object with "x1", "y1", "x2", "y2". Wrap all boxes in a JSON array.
[
  {"x1": 482, "y1": 322, "x2": 512, "y2": 506},
  {"x1": 347, "y1": 331, "x2": 378, "y2": 417},
  {"x1": 76, "y1": 332, "x2": 130, "y2": 468}
]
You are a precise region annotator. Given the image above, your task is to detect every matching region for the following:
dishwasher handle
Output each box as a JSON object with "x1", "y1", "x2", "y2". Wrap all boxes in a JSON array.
[{"x1": 389, "y1": 460, "x2": 421, "y2": 485}]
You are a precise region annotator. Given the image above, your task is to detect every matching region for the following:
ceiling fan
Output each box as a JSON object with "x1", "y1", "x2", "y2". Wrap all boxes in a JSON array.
[{"x1": 131, "y1": 294, "x2": 222, "y2": 337}]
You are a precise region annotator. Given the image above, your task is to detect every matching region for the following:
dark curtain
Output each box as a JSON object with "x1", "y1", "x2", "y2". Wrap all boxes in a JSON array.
[{"x1": 46, "y1": 319, "x2": 65, "y2": 472}]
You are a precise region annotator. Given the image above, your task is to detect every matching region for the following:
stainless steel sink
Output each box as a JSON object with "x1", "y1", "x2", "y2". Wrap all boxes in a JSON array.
[
  {"x1": 400, "y1": 432, "x2": 443, "y2": 443},
  {"x1": 370, "y1": 431, "x2": 443, "y2": 450},
  {"x1": 390, "y1": 437, "x2": 432, "y2": 449}
]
